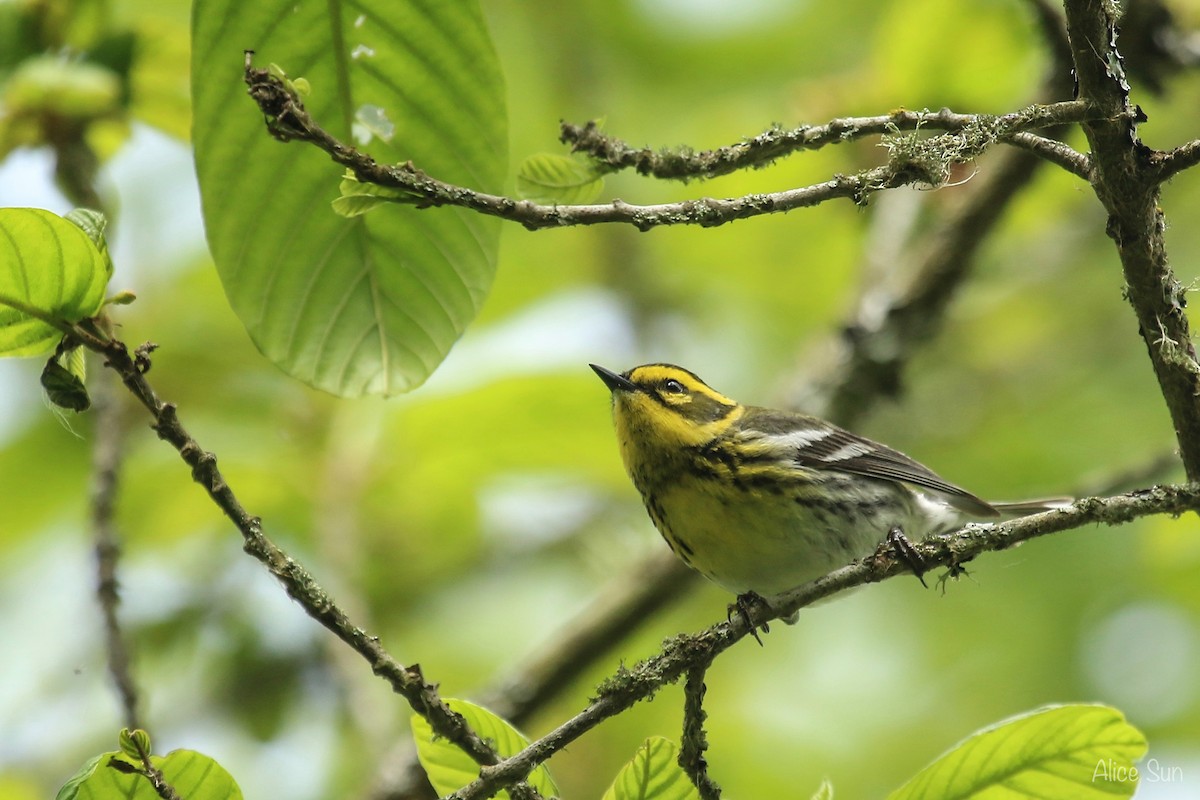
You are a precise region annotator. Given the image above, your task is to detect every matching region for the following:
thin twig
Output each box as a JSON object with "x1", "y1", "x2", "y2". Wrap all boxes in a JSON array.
[
  {"x1": 90, "y1": 367, "x2": 141, "y2": 731},
  {"x1": 1151, "y1": 138, "x2": 1200, "y2": 182},
  {"x1": 1006, "y1": 131, "x2": 1091, "y2": 178},
  {"x1": 66, "y1": 322, "x2": 544, "y2": 800},
  {"x1": 128, "y1": 734, "x2": 182, "y2": 800},
  {"x1": 445, "y1": 485, "x2": 1199, "y2": 800},
  {"x1": 680, "y1": 664, "x2": 722, "y2": 800}
]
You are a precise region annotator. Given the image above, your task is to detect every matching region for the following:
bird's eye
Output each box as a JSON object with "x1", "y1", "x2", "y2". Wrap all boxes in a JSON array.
[{"x1": 662, "y1": 379, "x2": 686, "y2": 394}]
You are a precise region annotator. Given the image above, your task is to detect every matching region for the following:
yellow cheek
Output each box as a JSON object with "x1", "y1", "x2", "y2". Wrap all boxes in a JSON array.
[{"x1": 616, "y1": 395, "x2": 689, "y2": 446}]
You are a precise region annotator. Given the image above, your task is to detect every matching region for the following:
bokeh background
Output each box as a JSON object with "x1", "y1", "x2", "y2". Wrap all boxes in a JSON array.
[{"x1": 2, "y1": 0, "x2": 1199, "y2": 797}]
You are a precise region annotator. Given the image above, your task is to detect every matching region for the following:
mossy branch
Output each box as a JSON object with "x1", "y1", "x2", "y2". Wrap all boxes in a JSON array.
[
  {"x1": 244, "y1": 53, "x2": 1097, "y2": 232},
  {"x1": 557, "y1": 103, "x2": 1097, "y2": 182}
]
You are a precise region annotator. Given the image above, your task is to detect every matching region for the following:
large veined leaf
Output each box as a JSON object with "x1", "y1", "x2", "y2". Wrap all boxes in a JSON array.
[
  {"x1": 191, "y1": 0, "x2": 507, "y2": 396},
  {"x1": 56, "y1": 748, "x2": 242, "y2": 800},
  {"x1": 410, "y1": 698, "x2": 558, "y2": 799},
  {"x1": 602, "y1": 737, "x2": 700, "y2": 800},
  {"x1": 0, "y1": 208, "x2": 112, "y2": 357},
  {"x1": 888, "y1": 704, "x2": 1147, "y2": 800},
  {"x1": 516, "y1": 153, "x2": 605, "y2": 204}
]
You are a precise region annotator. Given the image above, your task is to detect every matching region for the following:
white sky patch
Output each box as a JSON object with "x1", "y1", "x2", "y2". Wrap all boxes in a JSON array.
[
  {"x1": 414, "y1": 287, "x2": 636, "y2": 398},
  {"x1": 352, "y1": 104, "x2": 394, "y2": 145},
  {"x1": 634, "y1": 0, "x2": 794, "y2": 36}
]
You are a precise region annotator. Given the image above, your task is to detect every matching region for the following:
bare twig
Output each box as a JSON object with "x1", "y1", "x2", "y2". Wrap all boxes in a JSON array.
[
  {"x1": 1151, "y1": 139, "x2": 1200, "y2": 182},
  {"x1": 680, "y1": 664, "x2": 722, "y2": 800},
  {"x1": 1006, "y1": 131, "x2": 1091, "y2": 178},
  {"x1": 445, "y1": 485, "x2": 1200, "y2": 800},
  {"x1": 126, "y1": 733, "x2": 182, "y2": 800},
  {"x1": 90, "y1": 367, "x2": 141, "y2": 731}
]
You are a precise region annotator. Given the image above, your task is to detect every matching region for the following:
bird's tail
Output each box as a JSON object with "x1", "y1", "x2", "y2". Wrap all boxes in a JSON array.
[{"x1": 989, "y1": 497, "x2": 1073, "y2": 517}]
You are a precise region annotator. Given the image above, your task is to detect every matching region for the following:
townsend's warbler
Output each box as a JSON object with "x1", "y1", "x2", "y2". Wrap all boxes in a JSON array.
[{"x1": 592, "y1": 363, "x2": 1064, "y2": 605}]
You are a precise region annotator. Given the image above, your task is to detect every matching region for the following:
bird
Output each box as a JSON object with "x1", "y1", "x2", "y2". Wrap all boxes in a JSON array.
[{"x1": 591, "y1": 362, "x2": 1066, "y2": 619}]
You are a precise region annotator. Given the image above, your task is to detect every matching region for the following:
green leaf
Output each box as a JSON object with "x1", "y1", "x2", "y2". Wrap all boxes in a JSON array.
[
  {"x1": 332, "y1": 170, "x2": 421, "y2": 218},
  {"x1": 117, "y1": 728, "x2": 153, "y2": 761},
  {"x1": 192, "y1": 0, "x2": 507, "y2": 397},
  {"x1": 65, "y1": 209, "x2": 110, "y2": 252},
  {"x1": 41, "y1": 343, "x2": 90, "y2": 412},
  {"x1": 56, "y1": 749, "x2": 243, "y2": 800},
  {"x1": 810, "y1": 778, "x2": 834, "y2": 800},
  {"x1": 516, "y1": 153, "x2": 605, "y2": 204},
  {"x1": 602, "y1": 737, "x2": 701, "y2": 800},
  {"x1": 0, "y1": 208, "x2": 112, "y2": 357},
  {"x1": 888, "y1": 704, "x2": 1147, "y2": 800},
  {"x1": 410, "y1": 698, "x2": 558, "y2": 799},
  {"x1": 55, "y1": 754, "x2": 106, "y2": 800}
]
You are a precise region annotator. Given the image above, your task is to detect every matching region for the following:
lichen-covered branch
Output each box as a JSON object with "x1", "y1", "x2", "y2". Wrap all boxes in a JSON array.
[
  {"x1": 1151, "y1": 138, "x2": 1200, "y2": 182},
  {"x1": 244, "y1": 55, "x2": 1095, "y2": 232},
  {"x1": 66, "y1": 321, "x2": 544, "y2": 800},
  {"x1": 90, "y1": 370, "x2": 142, "y2": 731},
  {"x1": 446, "y1": 484, "x2": 1200, "y2": 800},
  {"x1": 1063, "y1": 0, "x2": 1200, "y2": 480},
  {"x1": 680, "y1": 665, "x2": 722, "y2": 800},
  {"x1": 558, "y1": 102, "x2": 1096, "y2": 182}
]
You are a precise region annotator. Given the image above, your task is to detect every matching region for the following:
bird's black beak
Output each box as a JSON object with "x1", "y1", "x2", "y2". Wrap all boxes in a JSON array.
[{"x1": 590, "y1": 363, "x2": 637, "y2": 393}]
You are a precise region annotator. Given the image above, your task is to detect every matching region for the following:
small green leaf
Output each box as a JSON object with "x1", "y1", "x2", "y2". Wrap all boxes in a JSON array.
[
  {"x1": 54, "y1": 754, "x2": 106, "y2": 800},
  {"x1": 516, "y1": 153, "x2": 605, "y2": 204},
  {"x1": 266, "y1": 62, "x2": 311, "y2": 102},
  {"x1": 0, "y1": 208, "x2": 112, "y2": 357},
  {"x1": 41, "y1": 345, "x2": 89, "y2": 412},
  {"x1": 105, "y1": 289, "x2": 137, "y2": 306},
  {"x1": 602, "y1": 737, "x2": 701, "y2": 800},
  {"x1": 410, "y1": 698, "x2": 558, "y2": 799},
  {"x1": 65, "y1": 208, "x2": 110, "y2": 250},
  {"x1": 56, "y1": 748, "x2": 242, "y2": 800},
  {"x1": 888, "y1": 704, "x2": 1147, "y2": 800},
  {"x1": 117, "y1": 728, "x2": 152, "y2": 760},
  {"x1": 332, "y1": 171, "x2": 420, "y2": 218}
]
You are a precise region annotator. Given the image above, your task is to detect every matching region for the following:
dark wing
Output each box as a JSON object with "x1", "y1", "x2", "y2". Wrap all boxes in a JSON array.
[{"x1": 746, "y1": 408, "x2": 999, "y2": 518}]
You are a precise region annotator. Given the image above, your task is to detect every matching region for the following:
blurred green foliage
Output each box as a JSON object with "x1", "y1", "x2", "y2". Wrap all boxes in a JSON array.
[{"x1": 2, "y1": 0, "x2": 1199, "y2": 798}]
